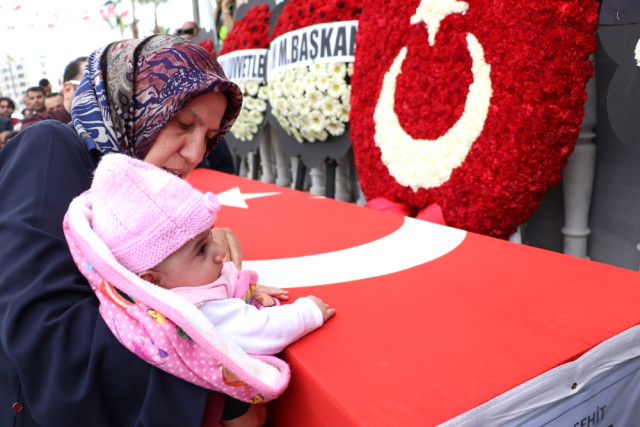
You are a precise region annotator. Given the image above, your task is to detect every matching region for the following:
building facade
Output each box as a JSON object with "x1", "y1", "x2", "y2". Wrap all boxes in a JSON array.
[{"x1": 0, "y1": 56, "x2": 52, "y2": 112}]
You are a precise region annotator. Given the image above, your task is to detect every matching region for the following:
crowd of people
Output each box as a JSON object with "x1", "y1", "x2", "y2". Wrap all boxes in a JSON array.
[{"x1": 0, "y1": 59, "x2": 85, "y2": 148}]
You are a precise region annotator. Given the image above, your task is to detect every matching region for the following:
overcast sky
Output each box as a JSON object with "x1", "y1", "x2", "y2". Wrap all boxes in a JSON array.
[{"x1": 0, "y1": 0, "x2": 202, "y2": 79}]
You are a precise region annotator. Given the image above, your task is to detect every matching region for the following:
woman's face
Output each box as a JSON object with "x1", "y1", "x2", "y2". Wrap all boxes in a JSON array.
[{"x1": 144, "y1": 90, "x2": 228, "y2": 178}]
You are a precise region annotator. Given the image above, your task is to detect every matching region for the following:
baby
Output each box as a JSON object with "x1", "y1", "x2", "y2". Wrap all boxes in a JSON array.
[{"x1": 87, "y1": 153, "x2": 335, "y2": 423}]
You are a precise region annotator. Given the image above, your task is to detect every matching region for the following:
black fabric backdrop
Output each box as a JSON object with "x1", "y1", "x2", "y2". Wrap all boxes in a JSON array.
[{"x1": 599, "y1": 0, "x2": 640, "y2": 25}]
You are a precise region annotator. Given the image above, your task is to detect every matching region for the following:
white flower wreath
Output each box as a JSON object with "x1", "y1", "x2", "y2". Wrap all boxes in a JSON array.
[
  {"x1": 267, "y1": 62, "x2": 354, "y2": 143},
  {"x1": 229, "y1": 80, "x2": 269, "y2": 141}
]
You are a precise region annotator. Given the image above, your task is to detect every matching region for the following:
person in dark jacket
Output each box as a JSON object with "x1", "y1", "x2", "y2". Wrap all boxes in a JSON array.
[
  {"x1": 0, "y1": 114, "x2": 12, "y2": 133},
  {"x1": 0, "y1": 35, "x2": 268, "y2": 427}
]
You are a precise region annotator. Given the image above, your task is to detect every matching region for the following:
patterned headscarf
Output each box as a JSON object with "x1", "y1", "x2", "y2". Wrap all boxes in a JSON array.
[{"x1": 71, "y1": 35, "x2": 242, "y2": 159}]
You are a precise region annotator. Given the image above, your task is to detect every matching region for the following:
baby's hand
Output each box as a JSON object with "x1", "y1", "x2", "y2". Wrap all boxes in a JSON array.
[
  {"x1": 255, "y1": 284, "x2": 289, "y2": 301},
  {"x1": 308, "y1": 295, "x2": 336, "y2": 323}
]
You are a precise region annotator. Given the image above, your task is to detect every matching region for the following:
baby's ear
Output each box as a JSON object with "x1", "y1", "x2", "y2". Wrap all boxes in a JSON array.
[{"x1": 139, "y1": 270, "x2": 162, "y2": 286}]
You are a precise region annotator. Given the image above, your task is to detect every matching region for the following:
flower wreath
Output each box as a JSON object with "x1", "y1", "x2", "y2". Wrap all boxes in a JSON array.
[
  {"x1": 350, "y1": 0, "x2": 599, "y2": 237},
  {"x1": 219, "y1": 4, "x2": 271, "y2": 141},
  {"x1": 268, "y1": 0, "x2": 362, "y2": 143},
  {"x1": 198, "y1": 40, "x2": 216, "y2": 57}
]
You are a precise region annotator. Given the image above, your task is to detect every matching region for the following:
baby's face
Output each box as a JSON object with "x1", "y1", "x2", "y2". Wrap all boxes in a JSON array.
[{"x1": 153, "y1": 229, "x2": 226, "y2": 289}]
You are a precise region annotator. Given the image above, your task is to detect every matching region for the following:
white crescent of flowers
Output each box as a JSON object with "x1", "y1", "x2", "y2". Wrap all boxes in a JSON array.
[{"x1": 373, "y1": 0, "x2": 492, "y2": 191}]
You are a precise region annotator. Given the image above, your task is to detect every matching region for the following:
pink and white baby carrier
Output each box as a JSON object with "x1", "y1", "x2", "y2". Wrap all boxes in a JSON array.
[{"x1": 63, "y1": 190, "x2": 290, "y2": 404}]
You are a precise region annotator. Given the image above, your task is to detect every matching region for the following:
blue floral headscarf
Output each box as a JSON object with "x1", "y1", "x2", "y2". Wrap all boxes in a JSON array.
[{"x1": 71, "y1": 35, "x2": 242, "y2": 159}]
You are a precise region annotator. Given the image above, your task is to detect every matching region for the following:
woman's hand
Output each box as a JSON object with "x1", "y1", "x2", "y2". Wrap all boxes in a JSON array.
[{"x1": 211, "y1": 228, "x2": 242, "y2": 269}]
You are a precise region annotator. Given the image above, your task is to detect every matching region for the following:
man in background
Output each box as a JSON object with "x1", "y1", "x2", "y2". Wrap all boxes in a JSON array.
[
  {"x1": 0, "y1": 97, "x2": 20, "y2": 128},
  {"x1": 0, "y1": 95, "x2": 13, "y2": 139},
  {"x1": 176, "y1": 21, "x2": 200, "y2": 41},
  {"x1": 0, "y1": 97, "x2": 15, "y2": 119},
  {"x1": 21, "y1": 57, "x2": 87, "y2": 131},
  {"x1": 39, "y1": 78, "x2": 52, "y2": 95},
  {"x1": 24, "y1": 87, "x2": 46, "y2": 117},
  {"x1": 44, "y1": 93, "x2": 64, "y2": 112}
]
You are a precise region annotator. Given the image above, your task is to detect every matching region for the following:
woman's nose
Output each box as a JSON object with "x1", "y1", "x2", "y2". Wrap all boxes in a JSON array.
[{"x1": 181, "y1": 134, "x2": 207, "y2": 165}]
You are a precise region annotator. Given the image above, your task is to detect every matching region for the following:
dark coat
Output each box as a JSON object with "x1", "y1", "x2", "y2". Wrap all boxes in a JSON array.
[
  {"x1": 0, "y1": 115, "x2": 12, "y2": 132},
  {"x1": 20, "y1": 108, "x2": 72, "y2": 131},
  {"x1": 0, "y1": 121, "x2": 212, "y2": 426}
]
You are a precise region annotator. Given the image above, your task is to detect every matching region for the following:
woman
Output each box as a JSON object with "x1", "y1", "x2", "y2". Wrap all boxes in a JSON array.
[{"x1": 0, "y1": 35, "x2": 264, "y2": 426}]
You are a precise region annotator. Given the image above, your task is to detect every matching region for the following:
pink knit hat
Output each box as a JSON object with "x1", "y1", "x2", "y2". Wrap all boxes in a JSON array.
[{"x1": 90, "y1": 153, "x2": 221, "y2": 273}]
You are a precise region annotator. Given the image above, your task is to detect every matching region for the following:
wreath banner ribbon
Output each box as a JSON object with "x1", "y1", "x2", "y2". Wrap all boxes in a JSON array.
[
  {"x1": 366, "y1": 197, "x2": 446, "y2": 225},
  {"x1": 218, "y1": 49, "x2": 269, "y2": 83},
  {"x1": 267, "y1": 20, "x2": 358, "y2": 79}
]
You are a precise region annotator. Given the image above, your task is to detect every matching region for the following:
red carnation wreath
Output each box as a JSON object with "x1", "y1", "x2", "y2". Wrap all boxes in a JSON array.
[
  {"x1": 271, "y1": 0, "x2": 362, "y2": 39},
  {"x1": 268, "y1": 0, "x2": 362, "y2": 143},
  {"x1": 219, "y1": 4, "x2": 271, "y2": 55},
  {"x1": 218, "y1": 4, "x2": 271, "y2": 141},
  {"x1": 198, "y1": 40, "x2": 215, "y2": 56},
  {"x1": 350, "y1": 0, "x2": 599, "y2": 237}
]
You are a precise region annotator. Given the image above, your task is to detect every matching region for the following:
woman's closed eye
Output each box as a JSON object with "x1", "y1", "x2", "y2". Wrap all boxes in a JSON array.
[
  {"x1": 178, "y1": 119, "x2": 193, "y2": 130},
  {"x1": 177, "y1": 118, "x2": 217, "y2": 142}
]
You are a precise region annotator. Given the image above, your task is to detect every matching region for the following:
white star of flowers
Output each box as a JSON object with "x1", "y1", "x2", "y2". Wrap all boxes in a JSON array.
[
  {"x1": 410, "y1": 0, "x2": 469, "y2": 47},
  {"x1": 215, "y1": 187, "x2": 280, "y2": 208}
]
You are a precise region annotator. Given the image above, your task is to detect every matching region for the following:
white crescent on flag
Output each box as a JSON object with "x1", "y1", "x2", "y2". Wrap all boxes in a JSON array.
[{"x1": 243, "y1": 217, "x2": 466, "y2": 288}]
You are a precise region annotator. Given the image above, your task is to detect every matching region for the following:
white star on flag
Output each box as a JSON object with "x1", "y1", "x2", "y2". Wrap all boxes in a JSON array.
[
  {"x1": 215, "y1": 187, "x2": 280, "y2": 208},
  {"x1": 410, "y1": 0, "x2": 469, "y2": 46}
]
